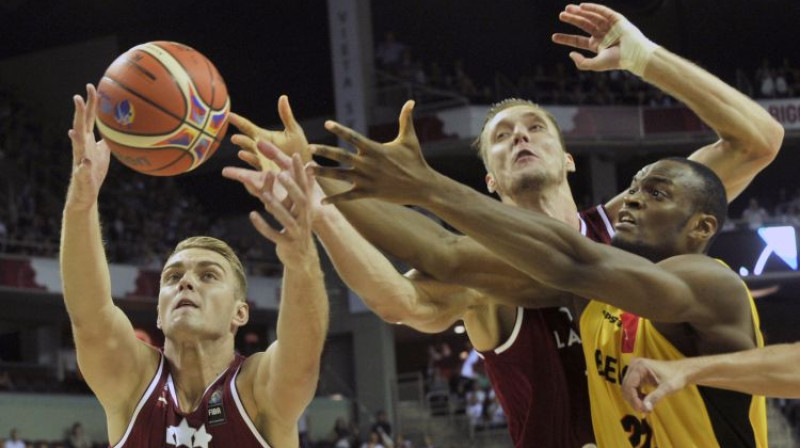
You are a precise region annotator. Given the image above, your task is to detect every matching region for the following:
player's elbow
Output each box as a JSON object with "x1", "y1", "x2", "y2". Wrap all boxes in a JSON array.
[
  {"x1": 367, "y1": 295, "x2": 413, "y2": 325},
  {"x1": 749, "y1": 117, "x2": 784, "y2": 162},
  {"x1": 762, "y1": 119, "x2": 785, "y2": 160}
]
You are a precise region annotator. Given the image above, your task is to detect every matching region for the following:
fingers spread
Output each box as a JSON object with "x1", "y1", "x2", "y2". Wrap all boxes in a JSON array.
[
  {"x1": 552, "y1": 34, "x2": 595, "y2": 52},
  {"x1": 577, "y1": 3, "x2": 620, "y2": 23},
  {"x1": 278, "y1": 95, "x2": 300, "y2": 132},
  {"x1": 277, "y1": 171, "x2": 307, "y2": 212},
  {"x1": 324, "y1": 120, "x2": 379, "y2": 153},
  {"x1": 309, "y1": 164, "x2": 359, "y2": 183},
  {"x1": 237, "y1": 150, "x2": 261, "y2": 170},
  {"x1": 231, "y1": 134, "x2": 258, "y2": 152},
  {"x1": 256, "y1": 140, "x2": 293, "y2": 171},
  {"x1": 397, "y1": 100, "x2": 418, "y2": 142},
  {"x1": 229, "y1": 112, "x2": 260, "y2": 136},
  {"x1": 309, "y1": 144, "x2": 357, "y2": 166},
  {"x1": 559, "y1": 11, "x2": 602, "y2": 37},
  {"x1": 249, "y1": 211, "x2": 282, "y2": 244},
  {"x1": 261, "y1": 189, "x2": 299, "y2": 235},
  {"x1": 321, "y1": 189, "x2": 367, "y2": 205}
]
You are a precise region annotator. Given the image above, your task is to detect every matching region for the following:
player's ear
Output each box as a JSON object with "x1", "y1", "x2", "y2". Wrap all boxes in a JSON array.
[
  {"x1": 486, "y1": 172, "x2": 497, "y2": 194},
  {"x1": 565, "y1": 153, "x2": 576, "y2": 173},
  {"x1": 690, "y1": 213, "x2": 717, "y2": 242},
  {"x1": 233, "y1": 301, "x2": 249, "y2": 328}
]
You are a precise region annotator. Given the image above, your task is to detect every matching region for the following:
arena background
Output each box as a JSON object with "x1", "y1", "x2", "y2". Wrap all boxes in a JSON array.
[{"x1": 1, "y1": 0, "x2": 800, "y2": 446}]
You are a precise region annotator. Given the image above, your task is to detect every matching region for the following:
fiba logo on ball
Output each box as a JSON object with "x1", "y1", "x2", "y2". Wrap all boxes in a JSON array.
[
  {"x1": 114, "y1": 99, "x2": 135, "y2": 127},
  {"x1": 95, "y1": 41, "x2": 230, "y2": 176}
]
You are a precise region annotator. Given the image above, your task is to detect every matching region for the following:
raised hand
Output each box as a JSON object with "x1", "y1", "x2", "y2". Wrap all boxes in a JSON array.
[
  {"x1": 229, "y1": 95, "x2": 311, "y2": 173},
  {"x1": 223, "y1": 140, "x2": 326, "y2": 223},
  {"x1": 66, "y1": 84, "x2": 111, "y2": 211},
  {"x1": 552, "y1": 3, "x2": 658, "y2": 75},
  {"x1": 240, "y1": 144, "x2": 318, "y2": 269},
  {"x1": 622, "y1": 357, "x2": 688, "y2": 413},
  {"x1": 310, "y1": 100, "x2": 438, "y2": 205}
]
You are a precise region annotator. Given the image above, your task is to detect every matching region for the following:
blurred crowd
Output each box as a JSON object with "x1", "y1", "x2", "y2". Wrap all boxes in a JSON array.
[
  {"x1": 1, "y1": 423, "x2": 101, "y2": 448},
  {"x1": 375, "y1": 32, "x2": 800, "y2": 106},
  {"x1": 424, "y1": 342, "x2": 506, "y2": 432}
]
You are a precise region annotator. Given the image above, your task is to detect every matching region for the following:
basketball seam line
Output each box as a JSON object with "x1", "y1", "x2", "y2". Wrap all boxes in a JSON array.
[{"x1": 102, "y1": 75, "x2": 224, "y2": 144}]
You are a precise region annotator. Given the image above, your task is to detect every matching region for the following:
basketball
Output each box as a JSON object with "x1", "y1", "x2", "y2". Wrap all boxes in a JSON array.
[{"x1": 95, "y1": 41, "x2": 230, "y2": 176}]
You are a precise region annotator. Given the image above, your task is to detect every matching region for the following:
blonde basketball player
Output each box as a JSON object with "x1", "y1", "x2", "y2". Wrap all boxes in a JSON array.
[{"x1": 62, "y1": 85, "x2": 327, "y2": 448}]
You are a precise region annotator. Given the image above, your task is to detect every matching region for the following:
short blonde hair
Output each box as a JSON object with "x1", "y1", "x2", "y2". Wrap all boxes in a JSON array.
[
  {"x1": 472, "y1": 98, "x2": 566, "y2": 168},
  {"x1": 169, "y1": 236, "x2": 247, "y2": 302}
]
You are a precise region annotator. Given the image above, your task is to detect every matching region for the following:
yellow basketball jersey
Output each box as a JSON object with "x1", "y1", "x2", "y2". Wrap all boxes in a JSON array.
[{"x1": 579, "y1": 284, "x2": 766, "y2": 448}]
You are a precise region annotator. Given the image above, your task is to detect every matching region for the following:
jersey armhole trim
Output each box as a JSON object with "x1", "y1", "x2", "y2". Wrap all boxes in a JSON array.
[
  {"x1": 597, "y1": 205, "x2": 616, "y2": 238},
  {"x1": 230, "y1": 365, "x2": 272, "y2": 448},
  {"x1": 494, "y1": 307, "x2": 524, "y2": 354},
  {"x1": 111, "y1": 354, "x2": 165, "y2": 448}
]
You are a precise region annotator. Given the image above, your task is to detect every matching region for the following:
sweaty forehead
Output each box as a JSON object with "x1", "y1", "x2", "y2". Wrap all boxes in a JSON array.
[
  {"x1": 164, "y1": 248, "x2": 230, "y2": 272},
  {"x1": 633, "y1": 160, "x2": 692, "y2": 184},
  {"x1": 487, "y1": 105, "x2": 550, "y2": 131}
]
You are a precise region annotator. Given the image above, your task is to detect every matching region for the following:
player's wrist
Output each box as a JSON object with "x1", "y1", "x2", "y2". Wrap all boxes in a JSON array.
[
  {"x1": 623, "y1": 39, "x2": 659, "y2": 77},
  {"x1": 600, "y1": 19, "x2": 659, "y2": 77}
]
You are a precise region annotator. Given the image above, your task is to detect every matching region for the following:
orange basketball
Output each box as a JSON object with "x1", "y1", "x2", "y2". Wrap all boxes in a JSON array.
[{"x1": 96, "y1": 41, "x2": 230, "y2": 176}]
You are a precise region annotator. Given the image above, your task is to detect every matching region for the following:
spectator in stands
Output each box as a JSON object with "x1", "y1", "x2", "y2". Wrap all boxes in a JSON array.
[
  {"x1": 376, "y1": 32, "x2": 407, "y2": 74},
  {"x1": 65, "y1": 423, "x2": 91, "y2": 448},
  {"x1": 394, "y1": 433, "x2": 412, "y2": 448},
  {"x1": 742, "y1": 197, "x2": 770, "y2": 229},
  {"x1": 455, "y1": 347, "x2": 482, "y2": 395},
  {"x1": 361, "y1": 431, "x2": 386, "y2": 448},
  {"x1": 371, "y1": 410, "x2": 392, "y2": 443},
  {"x1": 333, "y1": 417, "x2": 351, "y2": 448},
  {"x1": 3, "y1": 429, "x2": 24, "y2": 448},
  {"x1": 487, "y1": 391, "x2": 507, "y2": 428},
  {"x1": 465, "y1": 390, "x2": 485, "y2": 429}
]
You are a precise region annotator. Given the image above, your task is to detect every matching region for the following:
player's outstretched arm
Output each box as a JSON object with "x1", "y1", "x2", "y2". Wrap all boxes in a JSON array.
[
  {"x1": 310, "y1": 133, "x2": 755, "y2": 335},
  {"x1": 623, "y1": 342, "x2": 800, "y2": 413},
  {"x1": 230, "y1": 99, "x2": 539, "y2": 291},
  {"x1": 61, "y1": 85, "x2": 157, "y2": 424},
  {"x1": 224, "y1": 141, "x2": 484, "y2": 333},
  {"x1": 234, "y1": 151, "x2": 328, "y2": 440},
  {"x1": 553, "y1": 3, "x2": 783, "y2": 207}
]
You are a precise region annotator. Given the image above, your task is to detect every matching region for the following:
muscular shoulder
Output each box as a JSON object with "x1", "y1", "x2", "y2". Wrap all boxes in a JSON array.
[{"x1": 659, "y1": 254, "x2": 750, "y2": 323}]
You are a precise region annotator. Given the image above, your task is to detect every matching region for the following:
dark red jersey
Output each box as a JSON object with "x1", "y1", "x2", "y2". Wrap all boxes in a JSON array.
[
  {"x1": 480, "y1": 205, "x2": 614, "y2": 448},
  {"x1": 112, "y1": 353, "x2": 271, "y2": 448}
]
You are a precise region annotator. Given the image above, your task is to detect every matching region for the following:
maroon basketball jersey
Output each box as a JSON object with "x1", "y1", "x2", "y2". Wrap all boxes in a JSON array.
[
  {"x1": 112, "y1": 353, "x2": 271, "y2": 448},
  {"x1": 480, "y1": 205, "x2": 614, "y2": 448}
]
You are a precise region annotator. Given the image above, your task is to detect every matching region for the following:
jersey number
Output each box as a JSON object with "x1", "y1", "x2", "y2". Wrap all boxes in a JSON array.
[{"x1": 621, "y1": 414, "x2": 653, "y2": 448}]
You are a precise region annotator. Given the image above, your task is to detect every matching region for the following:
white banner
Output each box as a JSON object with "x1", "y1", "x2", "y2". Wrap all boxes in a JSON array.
[
  {"x1": 760, "y1": 98, "x2": 800, "y2": 130},
  {"x1": 327, "y1": 0, "x2": 369, "y2": 143}
]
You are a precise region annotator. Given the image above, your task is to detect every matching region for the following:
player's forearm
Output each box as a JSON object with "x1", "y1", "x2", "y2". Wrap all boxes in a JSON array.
[
  {"x1": 60, "y1": 203, "x2": 115, "y2": 331},
  {"x1": 685, "y1": 343, "x2": 800, "y2": 398},
  {"x1": 643, "y1": 49, "x2": 783, "y2": 162},
  {"x1": 314, "y1": 204, "x2": 421, "y2": 323},
  {"x1": 423, "y1": 174, "x2": 598, "y2": 295},
  {"x1": 318, "y1": 177, "x2": 462, "y2": 280},
  {"x1": 276, "y1": 251, "x2": 328, "y2": 376}
]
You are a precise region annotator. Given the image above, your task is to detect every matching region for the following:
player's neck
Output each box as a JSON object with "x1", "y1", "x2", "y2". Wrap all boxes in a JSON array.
[
  {"x1": 502, "y1": 183, "x2": 580, "y2": 230},
  {"x1": 164, "y1": 338, "x2": 235, "y2": 412}
]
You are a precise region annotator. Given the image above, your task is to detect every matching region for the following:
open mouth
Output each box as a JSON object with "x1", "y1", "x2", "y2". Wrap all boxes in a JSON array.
[
  {"x1": 513, "y1": 149, "x2": 537, "y2": 163},
  {"x1": 616, "y1": 211, "x2": 637, "y2": 228},
  {"x1": 174, "y1": 298, "x2": 199, "y2": 310}
]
